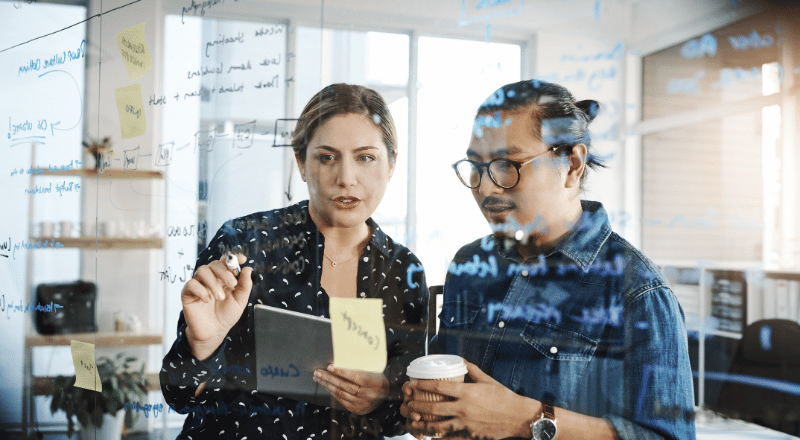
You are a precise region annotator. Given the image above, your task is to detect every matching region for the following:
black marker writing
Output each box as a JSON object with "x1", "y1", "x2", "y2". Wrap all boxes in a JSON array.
[
  {"x1": 187, "y1": 63, "x2": 223, "y2": 79},
  {"x1": 254, "y1": 25, "x2": 284, "y2": 37},
  {"x1": 205, "y1": 32, "x2": 245, "y2": 57},
  {"x1": 158, "y1": 264, "x2": 193, "y2": 284},
  {"x1": 227, "y1": 60, "x2": 252, "y2": 73},
  {"x1": 339, "y1": 311, "x2": 381, "y2": 350},
  {"x1": 254, "y1": 74, "x2": 280, "y2": 89},
  {"x1": 181, "y1": 0, "x2": 226, "y2": 24},
  {"x1": 259, "y1": 53, "x2": 281, "y2": 67}
]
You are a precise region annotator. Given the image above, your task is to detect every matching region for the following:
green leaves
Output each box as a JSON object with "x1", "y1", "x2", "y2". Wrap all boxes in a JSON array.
[{"x1": 48, "y1": 351, "x2": 150, "y2": 436}]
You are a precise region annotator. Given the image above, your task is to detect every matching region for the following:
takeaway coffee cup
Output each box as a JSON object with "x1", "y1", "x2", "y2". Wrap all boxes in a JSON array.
[{"x1": 407, "y1": 354, "x2": 468, "y2": 427}]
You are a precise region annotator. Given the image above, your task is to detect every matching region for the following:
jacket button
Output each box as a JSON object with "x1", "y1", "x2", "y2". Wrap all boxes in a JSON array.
[
  {"x1": 498, "y1": 321, "x2": 505, "y2": 328},
  {"x1": 550, "y1": 346, "x2": 558, "y2": 354}
]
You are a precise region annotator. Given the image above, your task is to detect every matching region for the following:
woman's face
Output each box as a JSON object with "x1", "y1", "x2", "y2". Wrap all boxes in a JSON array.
[{"x1": 297, "y1": 113, "x2": 395, "y2": 229}]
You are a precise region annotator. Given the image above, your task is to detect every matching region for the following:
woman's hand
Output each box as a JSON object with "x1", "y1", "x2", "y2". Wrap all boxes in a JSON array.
[
  {"x1": 313, "y1": 364, "x2": 390, "y2": 415},
  {"x1": 181, "y1": 253, "x2": 253, "y2": 360}
]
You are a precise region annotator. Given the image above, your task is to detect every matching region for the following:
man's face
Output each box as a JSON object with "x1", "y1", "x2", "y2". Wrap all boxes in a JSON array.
[{"x1": 466, "y1": 111, "x2": 570, "y2": 243}]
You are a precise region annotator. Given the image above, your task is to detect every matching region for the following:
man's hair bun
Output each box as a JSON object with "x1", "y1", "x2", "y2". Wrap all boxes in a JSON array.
[{"x1": 575, "y1": 100, "x2": 600, "y2": 123}]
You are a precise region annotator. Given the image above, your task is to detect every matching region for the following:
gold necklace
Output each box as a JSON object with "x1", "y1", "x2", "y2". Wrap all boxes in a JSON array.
[{"x1": 323, "y1": 252, "x2": 359, "y2": 267}]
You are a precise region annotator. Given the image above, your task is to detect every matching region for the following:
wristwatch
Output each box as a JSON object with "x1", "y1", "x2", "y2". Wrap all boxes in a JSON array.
[{"x1": 531, "y1": 403, "x2": 557, "y2": 440}]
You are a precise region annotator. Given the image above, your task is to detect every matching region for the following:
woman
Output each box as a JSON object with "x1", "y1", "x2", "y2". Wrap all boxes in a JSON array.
[{"x1": 161, "y1": 84, "x2": 430, "y2": 440}]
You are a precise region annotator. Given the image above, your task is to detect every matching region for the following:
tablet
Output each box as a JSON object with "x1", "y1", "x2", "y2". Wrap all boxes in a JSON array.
[{"x1": 253, "y1": 304, "x2": 334, "y2": 407}]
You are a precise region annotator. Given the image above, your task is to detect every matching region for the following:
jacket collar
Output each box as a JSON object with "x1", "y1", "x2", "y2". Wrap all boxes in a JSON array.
[{"x1": 498, "y1": 200, "x2": 612, "y2": 269}]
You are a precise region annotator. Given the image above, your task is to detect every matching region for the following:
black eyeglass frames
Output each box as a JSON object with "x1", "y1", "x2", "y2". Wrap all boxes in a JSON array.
[{"x1": 452, "y1": 148, "x2": 555, "y2": 190}]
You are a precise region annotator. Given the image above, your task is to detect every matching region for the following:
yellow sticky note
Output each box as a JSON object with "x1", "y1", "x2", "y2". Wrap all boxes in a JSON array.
[
  {"x1": 116, "y1": 22, "x2": 152, "y2": 82},
  {"x1": 114, "y1": 83, "x2": 147, "y2": 139},
  {"x1": 329, "y1": 298, "x2": 387, "y2": 373},
  {"x1": 71, "y1": 340, "x2": 102, "y2": 392}
]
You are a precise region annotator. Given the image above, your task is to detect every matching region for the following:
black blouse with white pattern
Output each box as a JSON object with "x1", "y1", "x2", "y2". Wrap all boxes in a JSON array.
[{"x1": 161, "y1": 201, "x2": 430, "y2": 440}]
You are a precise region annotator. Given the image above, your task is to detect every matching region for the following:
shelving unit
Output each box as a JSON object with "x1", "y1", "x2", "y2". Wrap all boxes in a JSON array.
[
  {"x1": 22, "y1": 150, "x2": 167, "y2": 437},
  {"x1": 30, "y1": 236, "x2": 163, "y2": 249},
  {"x1": 26, "y1": 330, "x2": 164, "y2": 347},
  {"x1": 36, "y1": 168, "x2": 164, "y2": 179},
  {"x1": 26, "y1": 331, "x2": 163, "y2": 396}
]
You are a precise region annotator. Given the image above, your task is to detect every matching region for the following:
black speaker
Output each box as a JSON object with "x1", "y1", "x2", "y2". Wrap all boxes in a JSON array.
[{"x1": 35, "y1": 281, "x2": 97, "y2": 334}]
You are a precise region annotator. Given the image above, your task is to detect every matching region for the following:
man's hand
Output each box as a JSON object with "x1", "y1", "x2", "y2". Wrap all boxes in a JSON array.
[
  {"x1": 313, "y1": 364, "x2": 390, "y2": 415},
  {"x1": 400, "y1": 381, "x2": 425, "y2": 439},
  {"x1": 405, "y1": 360, "x2": 538, "y2": 440},
  {"x1": 181, "y1": 253, "x2": 253, "y2": 360}
]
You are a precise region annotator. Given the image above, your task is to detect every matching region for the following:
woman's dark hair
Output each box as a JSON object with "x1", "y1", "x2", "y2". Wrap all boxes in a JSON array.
[
  {"x1": 292, "y1": 83, "x2": 397, "y2": 164},
  {"x1": 475, "y1": 79, "x2": 605, "y2": 188}
]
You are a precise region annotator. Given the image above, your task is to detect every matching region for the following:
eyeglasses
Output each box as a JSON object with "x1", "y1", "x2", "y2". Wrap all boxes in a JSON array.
[{"x1": 452, "y1": 148, "x2": 556, "y2": 190}]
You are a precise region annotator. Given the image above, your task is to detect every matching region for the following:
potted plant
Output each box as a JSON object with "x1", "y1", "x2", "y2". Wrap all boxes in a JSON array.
[
  {"x1": 49, "y1": 352, "x2": 149, "y2": 439},
  {"x1": 82, "y1": 136, "x2": 113, "y2": 170}
]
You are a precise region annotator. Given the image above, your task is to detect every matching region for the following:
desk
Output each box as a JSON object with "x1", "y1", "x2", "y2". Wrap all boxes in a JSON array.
[{"x1": 695, "y1": 409, "x2": 800, "y2": 439}]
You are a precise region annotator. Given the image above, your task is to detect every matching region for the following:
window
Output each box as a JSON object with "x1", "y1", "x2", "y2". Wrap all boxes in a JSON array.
[
  {"x1": 415, "y1": 36, "x2": 521, "y2": 285},
  {"x1": 641, "y1": 11, "x2": 800, "y2": 268}
]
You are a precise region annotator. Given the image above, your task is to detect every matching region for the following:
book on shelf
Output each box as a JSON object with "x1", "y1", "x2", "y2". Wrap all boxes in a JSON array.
[
  {"x1": 763, "y1": 278, "x2": 776, "y2": 320},
  {"x1": 775, "y1": 279, "x2": 790, "y2": 319},
  {"x1": 789, "y1": 280, "x2": 800, "y2": 322}
]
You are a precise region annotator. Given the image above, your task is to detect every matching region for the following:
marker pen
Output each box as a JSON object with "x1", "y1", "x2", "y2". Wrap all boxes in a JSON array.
[{"x1": 225, "y1": 253, "x2": 241, "y2": 276}]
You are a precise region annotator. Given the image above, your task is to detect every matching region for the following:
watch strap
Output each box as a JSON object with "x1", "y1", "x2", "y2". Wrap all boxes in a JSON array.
[{"x1": 543, "y1": 403, "x2": 555, "y2": 420}]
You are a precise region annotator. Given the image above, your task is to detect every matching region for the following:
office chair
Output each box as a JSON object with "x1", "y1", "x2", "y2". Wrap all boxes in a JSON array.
[{"x1": 712, "y1": 319, "x2": 800, "y2": 436}]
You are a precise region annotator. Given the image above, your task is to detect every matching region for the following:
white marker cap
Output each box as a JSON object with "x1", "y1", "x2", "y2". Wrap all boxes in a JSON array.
[{"x1": 225, "y1": 253, "x2": 241, "y2": 274}]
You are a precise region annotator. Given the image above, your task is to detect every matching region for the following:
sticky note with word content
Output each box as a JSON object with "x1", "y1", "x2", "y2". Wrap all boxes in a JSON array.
[
  {"x1": 71, "y1": 340, "x2": 102, "y2": 392},
  {"x1": 329, "y1": 298, "x2": 387, "y2": 373},
  {"x1": 114, "y1": 83, "x2": 147, "y2": 139},
  {"x1": 115, "y1": 22, "x2": 152, "y2": 82}
]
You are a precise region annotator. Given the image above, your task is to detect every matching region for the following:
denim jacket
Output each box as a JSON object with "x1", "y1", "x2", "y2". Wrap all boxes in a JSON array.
[{"x1": 433, "y1": 201, "x2": 695, "y2": 440}]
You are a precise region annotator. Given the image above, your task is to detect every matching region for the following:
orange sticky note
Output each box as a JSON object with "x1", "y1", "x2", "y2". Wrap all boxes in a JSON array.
[
  {"x1": 116, "y1": 22, "x2": 152, "y2": 82},
  {"x1": 114, "y1": 83, "x2": 147, "y2": 139},
  {"x1": 71, "y1": 340, "x2": 102, "y2": 392},
  {"x1": 329, "y1": 298, "x2": 387, "y2": 373}
]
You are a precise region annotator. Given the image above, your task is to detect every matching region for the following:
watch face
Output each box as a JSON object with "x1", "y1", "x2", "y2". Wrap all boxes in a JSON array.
[{"x1": 532, "y1": 419, "x2": 557, "y2": 440}]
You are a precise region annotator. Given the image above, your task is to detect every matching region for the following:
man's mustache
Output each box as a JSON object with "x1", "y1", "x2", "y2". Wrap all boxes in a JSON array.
[{"x1": 481, "y1": 196, "x2": 515, "y2": 210}]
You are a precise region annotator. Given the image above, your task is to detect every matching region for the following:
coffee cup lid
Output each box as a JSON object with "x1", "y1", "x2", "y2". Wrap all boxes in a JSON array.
[{"x1": 406, "y1": 355, "x2": 468, "y2": 379}]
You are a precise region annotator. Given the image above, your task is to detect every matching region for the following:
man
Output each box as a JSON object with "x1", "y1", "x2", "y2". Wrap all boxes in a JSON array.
[{"x1": 400, "y1": 80, "x2": 695, "y2": 440}]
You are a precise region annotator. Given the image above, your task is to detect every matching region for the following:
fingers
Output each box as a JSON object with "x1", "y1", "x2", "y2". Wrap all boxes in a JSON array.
[
  {"x1": 407, "y1": 399, "x2": 456, "y2": 418},
  {"x1": 326, "y1": 364, "x2": 384, "y2": 387},
  {"x1": 233, "y1": 266, "x2": 253, "y2": 302},
  {"x1": 187, "y1": 253, "x2": 250, "y2": 303},
  {"x1": 464, "y1": 360, "x2": 498, "y2": 385},
  {"x1": 410, "y1": 418, "x2": 462, "y2": 438},
  {"x1": 409, "y1": 377, "x2": 460, "y2": 399},
  {"x1": 402, "y1": 381, "x2": 413, "y2": 397},
  {"x1": 405, "y1": 419, "x2": 425, "y2": 440},
  {"x1": 326, "y1": 364, "x2": 366, "y2": 384},
  {"x1": 399, "y1": 392, "x2": 421, "y2": 422},
  {"x1": 313, "y1": 369, "x2": 361, "y2": 400},
  {"x1": 209, "y1": 260, "x2": 238, "y2": 291},
  {"x1": 402, "y1": 403, "x2": 424, "y2": 440},
  {"x1": 181, "y1": 278, "x2": 214, "y2": 304},
  {"x1": 193, "y1": 265, "x2": 226, "y2": 301}
]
